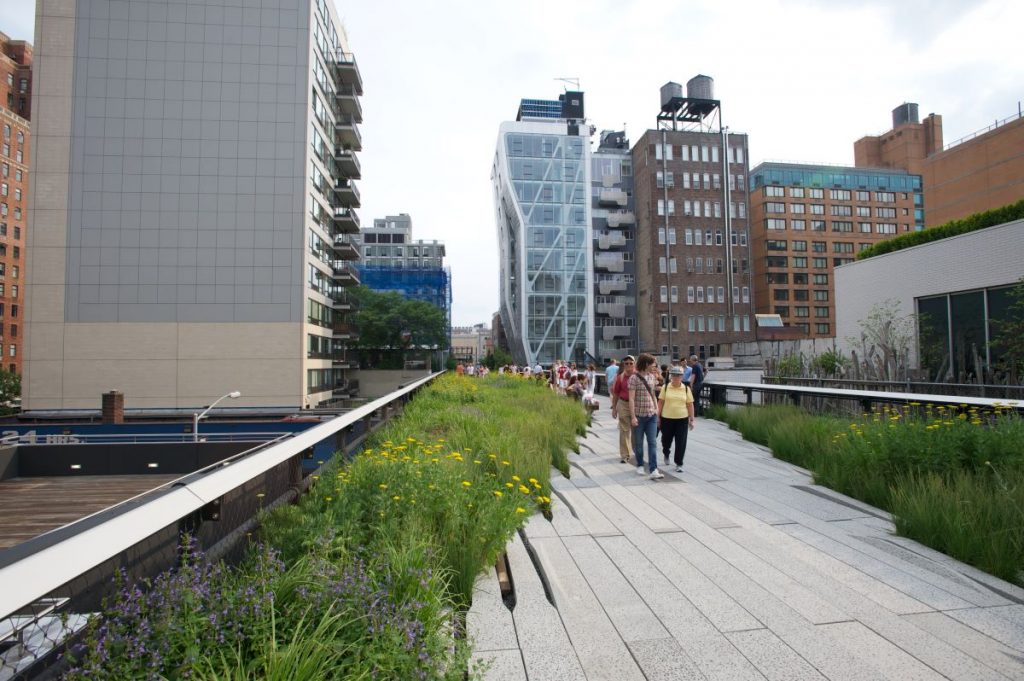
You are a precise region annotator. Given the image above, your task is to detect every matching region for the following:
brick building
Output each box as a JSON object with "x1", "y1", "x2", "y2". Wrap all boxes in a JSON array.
[
  {"x1": 855, "y1": 103, "x2": 1024, "y2": 228},
  {"x1": 0, "y1": 32, "x2": 32, "y2": 374},
  {"x1": 749, "y1": 163, "x2": 922, "y2": 339}
]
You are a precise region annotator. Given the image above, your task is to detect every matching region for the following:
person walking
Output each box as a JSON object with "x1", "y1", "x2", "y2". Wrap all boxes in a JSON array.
[
  {"x1": 609, "y1": 356, "x2": 635, "y2": 464},
  {"x1": 688, "y1": 355, "x2": 706, "y2": 416},
  {"x1": 629, "y1": 353, "x2": 663, "y2": 480},
  {"x1": 604, "y1": 359, "x2": 619, "y2": 396},
  {"x1": 659, "y1": 365, "x2": 695, "y2": 471}
]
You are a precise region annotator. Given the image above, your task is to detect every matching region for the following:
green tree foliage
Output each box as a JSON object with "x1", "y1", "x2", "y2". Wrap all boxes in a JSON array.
[
  {"x1": 482, "y1": 348, "x2": 513, "y2": 371},
  {"x1": 992, "y1": 277, "x2": 1024, "y2": 383},
  {"x1": 0, "y1": 369, "x2": 20, "y2": 411},
  {"x1": 351, "y1": 286, "x2": 447, "y2": 350},
  {"x1": 856, "y1": 198, "x2": 1024, "y2": 260}
]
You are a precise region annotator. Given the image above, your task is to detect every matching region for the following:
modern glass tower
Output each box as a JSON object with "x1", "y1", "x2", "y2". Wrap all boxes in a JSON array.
[{"x1": 492, "y1": 92, "x2": 593, "y2": 366}]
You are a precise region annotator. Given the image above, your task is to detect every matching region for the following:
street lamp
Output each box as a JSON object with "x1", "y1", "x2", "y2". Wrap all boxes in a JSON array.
[{"x1": 193, "y1": 391, "x2": 241, "y2": 442}]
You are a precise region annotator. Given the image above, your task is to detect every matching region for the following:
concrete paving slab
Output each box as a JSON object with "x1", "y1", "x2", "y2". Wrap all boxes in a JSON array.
[
  {"x1": 470, "y1": 649, "x2": 527, "y2": 681},
  {"x1": 522, "y1": 513, "x2": 558, "y2": 540},
  {"x1": 554, "y1": 488, "x2": 620, "y2": 537},
  {"x1": 468, "y1": 566, "x2": 518, "y2": 652},
  {"x1": 529, "y1": 536, "x2": 646, "y2": 681},
  {"x1": 902, "y1": 611, "x2": 1024, "y2": 680},
  {"x1": 601, "y1": 484, "x2": 682, "y2": 533},
  {"x1": 818, "y1": 621, "x2": 948, "y2": 681},
  {"x1": 625, "y1": 638, "x2": 707, "y2": 681},
  {"x1": 947, "y1": 607, "x2": 1024, "y2": 652},
  {"x1": 725, "y1": 629, "x2": 827, "y2": 681},
  {"x1": 643, "y1": 482, "x2": 741, "y2": 529}
]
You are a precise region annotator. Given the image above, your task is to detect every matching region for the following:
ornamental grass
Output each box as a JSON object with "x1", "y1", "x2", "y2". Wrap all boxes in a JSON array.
[
  {"x1": 67, "y1": 374, "x2": 586, "y2": 679},
  {"x1": 708, "y1": 402, "x2": 1024, "y2": 584}
]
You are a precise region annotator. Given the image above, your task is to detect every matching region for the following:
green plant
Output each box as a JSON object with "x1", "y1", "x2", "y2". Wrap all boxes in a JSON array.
[{"x1": 857, "y1": 198, "x2": 1024, "y2": 260}]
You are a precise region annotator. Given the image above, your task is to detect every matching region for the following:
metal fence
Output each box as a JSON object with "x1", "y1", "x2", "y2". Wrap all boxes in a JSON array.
[
  {"x1": 762, "y1": 376, "x2": 1024, "y2": 401},
  {"x1": 0, "y1": 372, "x2": 441, "y2": 680}
]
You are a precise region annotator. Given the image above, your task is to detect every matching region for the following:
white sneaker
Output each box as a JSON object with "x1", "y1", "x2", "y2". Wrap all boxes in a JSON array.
[
  {"x1": 636, "y1": 466, "x2": 646, "y2": 476},
  {"x1": 675, "y1": 465, "x2": 684, "y2": 473},
  {"x1": 649, "y1": 469, "x2": 664, "y2": 480}
]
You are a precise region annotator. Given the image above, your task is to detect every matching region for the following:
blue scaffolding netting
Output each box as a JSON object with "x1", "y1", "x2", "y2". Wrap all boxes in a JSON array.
[{"x1": 355, "y1": 265, "x2": 453, "y2": 334}]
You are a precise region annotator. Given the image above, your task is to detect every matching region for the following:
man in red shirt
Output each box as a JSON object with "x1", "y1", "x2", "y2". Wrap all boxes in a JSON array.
[{"x1": 609, "y1": 356, "x2": 635, "y2": 464}]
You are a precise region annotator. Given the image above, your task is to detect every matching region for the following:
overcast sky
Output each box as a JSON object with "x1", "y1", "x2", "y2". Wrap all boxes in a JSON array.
[{"x1": 3, "y1": 0, "x2": 1022, "y2": 326}]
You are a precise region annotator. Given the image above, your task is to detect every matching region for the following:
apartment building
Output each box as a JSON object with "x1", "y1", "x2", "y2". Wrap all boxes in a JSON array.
[
  {"x1": 591, "y1": 129, "x2": 638, "y2": 363},
  {"x1": 492, "y1": 90, "x2": 592, "y2": 366},
  {"x1": 25, "y1": 0, "x2": 363, "y2": 409},
  {"x1": 749, "y1": 163, "x2": 922, "y2": 338},
  {"x1": 855, "y1": 103, "x2": 1024, "y2": 227},
  {"x1": 632, "y1": 79, "x2": 755, "y2": 361},
  {"x1": 0, "y1": 32, "x2": 31, "y2": 375}
]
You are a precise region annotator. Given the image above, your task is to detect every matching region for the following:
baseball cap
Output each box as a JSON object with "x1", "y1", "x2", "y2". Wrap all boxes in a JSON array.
[
  {"x1": 622, "y1": 355, "x2": 636, "y2": 363},
  {"x1": 669, "y1": 366, "x2": 685, "y2": 376}
]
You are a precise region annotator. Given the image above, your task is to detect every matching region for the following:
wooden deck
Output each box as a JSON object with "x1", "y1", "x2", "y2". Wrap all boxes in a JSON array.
[{"x1": 0, "y1": 475, "x2": 179, "y2": 550}]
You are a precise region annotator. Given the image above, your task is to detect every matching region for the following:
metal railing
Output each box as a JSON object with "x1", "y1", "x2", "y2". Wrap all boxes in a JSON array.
[
  {"x1": 762, "y1": 376, "x2": 1024, "y2": 401},
  {"x1": 0, "y1": 373, "x2": 442, "y2": 679},
  {"x1": 0, "y1": 432, "x2": 291, "y2": 446},
  {"x1": 943, "y1": 108, "x2": 1023, "y2": 151}
]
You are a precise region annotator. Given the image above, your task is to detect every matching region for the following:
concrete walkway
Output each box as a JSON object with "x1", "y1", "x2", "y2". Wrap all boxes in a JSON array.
[{"x1": 467, "y1": 394, "x2": 1024, "y2": 681}]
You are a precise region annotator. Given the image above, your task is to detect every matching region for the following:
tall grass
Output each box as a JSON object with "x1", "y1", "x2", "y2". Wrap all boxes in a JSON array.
[
  {"x1": 68, "y1": 374, "x2": 587, "y2": 678},
  {"x1": 709, "y1": 403, "x2": 1024, "y2": 585}
]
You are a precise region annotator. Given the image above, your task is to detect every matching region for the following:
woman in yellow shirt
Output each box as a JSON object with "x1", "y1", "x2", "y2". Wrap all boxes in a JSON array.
[{"x1": 658, "y1": 365, "x2": 696, "y2": 472}]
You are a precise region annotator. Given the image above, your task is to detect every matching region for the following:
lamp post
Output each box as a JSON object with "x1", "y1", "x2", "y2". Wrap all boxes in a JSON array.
[{"x1": 193, "y1": 391, "x2": 241, "y2": 442}]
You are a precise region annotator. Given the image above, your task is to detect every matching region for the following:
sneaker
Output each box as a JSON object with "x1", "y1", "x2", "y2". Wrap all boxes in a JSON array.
[
  {"x1": 649, "y1": 469, "x2": 664, "y2": 480},
  {"x1": 675, "y1": 465, "x2": 684, "y2": 473},
  {"x1": 636, "y1": 466, "x2": 646, "y2": 476}
]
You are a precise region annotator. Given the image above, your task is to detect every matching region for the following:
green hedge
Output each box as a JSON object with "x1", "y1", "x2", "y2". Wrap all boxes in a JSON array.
[{"x1": 856, "y1": 198, "x2": 1024, "y2": 260}]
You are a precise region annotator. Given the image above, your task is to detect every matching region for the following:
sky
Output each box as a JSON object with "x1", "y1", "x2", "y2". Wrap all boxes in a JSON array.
[{"x1": 2, "y1": 0, "x2": 1022, "y2": 326}]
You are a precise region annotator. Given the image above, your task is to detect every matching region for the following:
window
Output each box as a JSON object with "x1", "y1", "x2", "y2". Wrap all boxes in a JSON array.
[
  {"x1": 856, "y1": 190, "x2": 870, "y2": 201},
  {"x1": 701, "y1": 146, "x2": 710, "y2": 162},
  {"x1": 789, "y1": 187, "x2": 805, "y2": 198},
  {"x1": 856, "y1": 206, "x2": 871, "y2": 217},
  {"x1": 813, "y1": 273, "x2": 829, "y2": 285},
  {"x1": 814, "y1": 290, "x2": 829, "y2": 301},
  {"x1": 695, "y1": 258, "x2": 703, "y2": 273},
  {"x1": 794, "y1": 306, "x2": 809, "y2": 318},
  {"x1": 815, "y1": 306, "x2": 830, "y2": 318},
  {"x1": 832, "y1": 221, "x2": 853, "y2": 232},
  {"x1": 660, "y1": 286, "x2": 668, "y2": 303},
  {"x1": 658, "y1": 228, "x2": 666, "y2": 245},
  {"x1": 793, "y1": 257, "x2": 807, "y2": 268},
  {"x1": 811, "y1": 220, "x2": 826, "y2": 231},
  {"x1": 875, "y1": 191, "x2": 896, "y2": 203},
  {"x1": 816, "y1": 323, "x2": 831, "y2": 335},
  {"x1": 706, "y1": 286, "x2": 715, "y2": 303},
  {"x1": 688, "y1": 316, "x2": 696, "y2": 332},
  {"x1": 833, "y1": 242, "x2": 854, "y2": 253},
  {"x1": 792, "y1": 240, "x2": 807, "y2": 252},
  {"x1": 670, "y1": 257, "x2": 678, "y2": 273},
  {"x1": 810, "y1": 204, "x2": 825, "y2": 215},
  {"x1": 829, "y1": 189, "x2": 851, "y2": 201},
  {"x1": 715, "y1": 229, "x2": 723, "y2": 245},
  {"x1": 711, "y1": 146, "x2": 720, "y2": 163},
  {"x1": 685, "y1": 229, "x2": 693, "y2": 245},
  {"x1": 809, "y1": 188, "x2": 824, "y2": 199},
  {"x1": 794, "y1": 289, "x2": 809, "y2": 301},
  {"x1": 766, "y1": 202, "x2": 786, "y2": 213},
  {"x1": 791, "y1": 219, "x2": 806, "y2": 231},
  {"x1": 671, "y1": 286, "x2": 678, "y2": 303},
  {"x1": 773, "y1": 289, "x2": 790, "y2": 301},
  {"x1": 830, "y1": 205, "x2": 853, "y2": 217},
  {"x1": 766, "y1": 239, "x2": 787, "y2": 251},
  {"x1": 687, "y1": 286, "x2": 695, "y2": 303},
  {"x1": 790, "y1": 203, "x2": 806, "y2": 214},
  {"x1": 774, "y1": 306, "x2": 790, "y2": 317},
  {"x1": 811, "y1": 241, "x2": 826, "y2": 253},
  {"x1": 766, "y1": 255, "x2": 788, "y2": 268},
  {"x1": 833, "y1": 257, "x2": 854, "y2": 266},
  {"x1": 741, "y1": 287, "x2": 750, "y2": 303},
  {"x1": 697, "y1": 315, "x2": 705, "y2": 332},
  {"x1": 669, "y1": 228, "x2": 676, "y2": 245},
  {"x1": 812, "y1": 257, "x2": 827, "y2": 269},
  {"x1": 703, "y1": 174, "x2": 711, "y2": 190},
  {"x1": 876, "y1": 207, "x2": 897, "y2": 218},
  {"x1": 876, "y1": 223, "x2": 897, "y2": 234},
  {"x1": 697, "y1": 287, "x2": 705, "y2": 303},
  {"x1": 660, "y1": 314, "x2": 668, "y2": 330},
  {"x1": 859, "y1": 222, "x2": 872, "y2": 233},
  {"x1": 685, "y1": 257, "x2": 694, "y2": 272},
  {"x1": 766, "y1": 218, "x2": 786, "y2": 230},
  {"x1": 765, "y1": 186, "x2": 785, "y2": 197},
  {"x1": 658, "y1": 257, "x2": 666, "y2": 273},
  {"x1": 8, "y1": 344, "x2": 13, "y2": 357},
  {"x1": 717, "y1": 286, "x2": 725, "y2": 303}
]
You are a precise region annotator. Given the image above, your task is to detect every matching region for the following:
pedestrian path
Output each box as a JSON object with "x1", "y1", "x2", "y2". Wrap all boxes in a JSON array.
[{"x1": 467, "y1": 394, "x2": 1024, "y2": 680}]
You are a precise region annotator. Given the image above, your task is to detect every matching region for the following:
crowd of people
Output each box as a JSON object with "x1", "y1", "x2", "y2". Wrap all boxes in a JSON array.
[{"x1": 608, "y1": 354, "x2": 706, "y2": 480}]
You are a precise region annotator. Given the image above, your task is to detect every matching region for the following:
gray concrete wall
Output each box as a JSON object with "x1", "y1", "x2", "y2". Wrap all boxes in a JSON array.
[{"x1": 355, "y1": 369, "x2": 432, "y2": 399}]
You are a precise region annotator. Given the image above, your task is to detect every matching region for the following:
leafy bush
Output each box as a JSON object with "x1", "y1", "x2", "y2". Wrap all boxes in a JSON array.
[{"x1": 857, "y1": 198, "x2": 1024, "y2": 260}]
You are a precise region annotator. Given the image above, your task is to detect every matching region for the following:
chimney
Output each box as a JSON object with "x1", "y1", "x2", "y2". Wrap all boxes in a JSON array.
[{"x1": 102, "y1": 390, "x2": 124, "y2": 424}]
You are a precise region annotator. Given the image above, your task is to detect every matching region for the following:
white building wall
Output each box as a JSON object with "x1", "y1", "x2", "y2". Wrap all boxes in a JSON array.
[{"x1": 834, "y1": 218, "x2": 1024, "y2": 365}]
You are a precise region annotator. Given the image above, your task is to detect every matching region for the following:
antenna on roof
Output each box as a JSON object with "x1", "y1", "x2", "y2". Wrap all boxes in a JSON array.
[{"x1": 554, "y1": 77, "x2": 581, "y2": 90}]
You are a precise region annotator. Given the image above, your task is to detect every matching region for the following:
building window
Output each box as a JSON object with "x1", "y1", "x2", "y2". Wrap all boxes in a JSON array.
[
  {"x1": 774, "y1": 306, "x2": 789, "y2": 317},
  {"x1": 813, "y1": 273, "x2": 829, "y2": 285},
  {"x1": 815, "y1": 306, "x2": 830, "y2": 318},
  {"x1": 812, "y1": 257, "x2": 827, "y2": 269},
  {"x1": 794, "y1": 289, "x2": 809, "y2": 301},
  {"x1": 809, "y1": 188, "x2": 824, "y2": 199},
  {"x1": 833, "y1": 242, "x2": 854, "y2": 253},
  {"x1": 791, "y1": 219, "x2": 806, "y2": 231},
  {"x1": 765, "y1": 186, "x2": 785, "y2": 198},
  {"x1": 829, "y1": 189, "x2": 851, "y2": 201},
  {"x1": 794, "y1": 306, "x2": 809, "y2": 318},
  {"x1": 697, "y1": 287, "x2": 705, "y2": 303},
  {"x1": 660, "y1": 286, "x2": 668, "y2": 303},
  {"x1": 816, "y1": 323, "x2": 831, "y2": 335},
  {"x1": 875, "y1": 191, "x2": 896, "y2": 203},
  {"x1": 793, "y1": 257, "x2": 807, "y2": 268},
  {"x1": 876, "y1": 223, "x2": 897, "y2": 234},
  {"x1": 741, "y1": 287, "x2": 749, "y2": 303},
  {"x1": 813, "y1": 290, "x2": 829, "y2": 301},
  {"x1": 789, "y1": 187, "x2": 805, "y2": 198},
  {"x1": 766, "y1": 218, "x2": 786, "y2": 230},
  {"x1": 687, "y1": 286, "x2": 695, "y2": 303},
  {"x1": 671, "y1": 286, "x2": 678, "y2": 303}
]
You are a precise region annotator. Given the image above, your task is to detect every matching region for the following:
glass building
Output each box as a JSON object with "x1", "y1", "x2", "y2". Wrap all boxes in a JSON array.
[{"x1": 492, "y1": 92, "x2": 593, "y2": 366}]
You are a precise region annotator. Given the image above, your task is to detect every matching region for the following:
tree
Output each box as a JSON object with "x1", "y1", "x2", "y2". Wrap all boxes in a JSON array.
[
  {"x1": 992, "y1": 277, "x2": 1024, "y2": 384},
  {"x1": 482, "y1": 347, "x2": 513, "y2": 371},
  {"x1": 351, "y1": 286, "x2": 447, "y2": 352},
  {"x1": 0, "y1": 369, "x2": 20, "y2": 411}
]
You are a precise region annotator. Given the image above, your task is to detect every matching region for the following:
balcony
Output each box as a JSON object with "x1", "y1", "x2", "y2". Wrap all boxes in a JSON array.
[
  {"x1": 597, "y1": 302, "x2": 626, "y2": 317},
  {"x1": 333, "y1": 206, "x2": 360, "y2": 233},
  {"x1": 598, "y1": 189, "x2": 628, "y2": 207},
  {"x1": 333, "y1": 83, "x2": 363, "y2": 123},
  {"x1": 597, "y1": 278, "x2": 627, "y2": 295},
  {"x1": 335, "y1": 115, "x2": 362, "y2": 152},
  {"x1": 332, "y1": 321, "x2": 359, "y2": 340},
  {"x1": 601, "y1": 325, "x2": 631, "y2": 340},
  {"x1": 594, "y1": 253, "x2": 625, "y2": 272},
  {"x1": 606, "y1": 211, "x2": 635, "y2": 228},
  {"x1": 333, "y1": 260, "x2": 361, "y2": 286},
  {"x1": 333, "y1": 147, "x2": 362, "y2": 179},
  {"x1": 334, "y1": 178, "x2": 361, "y2": 208},
  {"x1": 597, "y1": 232, "x2": 626, "y2": 250},
  {"x1": 331, "y1": 51, "x2": 364, "y2": 96},
  {"x1": 333, "y1": 355, "x2": 357, "y2": 370},
  {"x1": 333, "y1": 235, "x2": 360, "y2": 260}
]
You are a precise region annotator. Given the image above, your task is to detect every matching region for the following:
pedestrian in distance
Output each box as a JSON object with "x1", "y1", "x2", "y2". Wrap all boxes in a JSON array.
[
  {"x1": 604, "y1": 358, "x2": 619, "y2": 396},
  {"x1": 688, "y1": 355, "x2": 706, "y2": 416}
]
